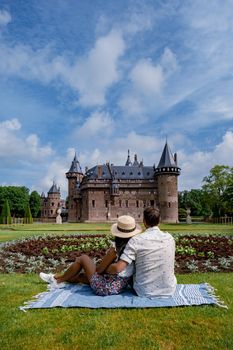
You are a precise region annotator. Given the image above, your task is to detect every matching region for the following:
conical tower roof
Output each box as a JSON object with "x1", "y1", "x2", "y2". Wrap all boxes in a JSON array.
[
  {"x1": 157, "y1": 142, "x2": 177, "y2": 168},
  {"x1": 48, "y1": 181, "x2": 60, "y2": 194},
  {"x1": 155, "y1": 141, "x2": 180, "y2": 176},
  {"x1": 68, "y1": 153, "x2": 82, "y2": 173}
]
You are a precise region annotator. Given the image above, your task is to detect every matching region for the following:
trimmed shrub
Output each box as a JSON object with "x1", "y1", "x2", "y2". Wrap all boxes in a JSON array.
[
  {"x1": 23, "y1": 204, "x2": 33, "y2": 224},
  {"x1": 0, "y1": 199, "x2": 12, "y2": 224}
]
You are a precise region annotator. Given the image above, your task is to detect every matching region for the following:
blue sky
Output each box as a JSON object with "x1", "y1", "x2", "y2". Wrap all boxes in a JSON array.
[{"x1": 0, "y1": 0, "x2": 233, "y2": 198}]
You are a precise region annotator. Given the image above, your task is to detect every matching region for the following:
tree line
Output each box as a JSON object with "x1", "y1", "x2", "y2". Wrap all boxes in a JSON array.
[
  {"x1": 0, "y1": 186, "x2": 41, "y2": 223},
  {"x1": 179, "y1": 165, "x2": 233, "y2": 218}
]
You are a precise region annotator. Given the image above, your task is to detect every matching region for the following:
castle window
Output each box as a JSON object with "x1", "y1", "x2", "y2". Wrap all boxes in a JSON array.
[
  {"x1": 138, "y1": 214, "x2": 140, "y2": 218},
  {"x1": 52, "y1": 202, "x2": 54, "y2": 206},
  {"x1": 119, "y1": 199, "x2": 122, "y2": 207},
  {"x1": 126, "y1": 200, "x2": 128, "y2": 207},
  {"x1": 143, "y1": 201, "x2": 146, "y2": 208},
  {"x1": 150, "y1": 200, "x2": 154, "y2": 207},
  {"x1": 105, "y1": 200, "x2": 108, "y2": 208},
  {"x1": 136, "y1": 200, "x2": 139, "y2": 208},
  {"x1": 168, "y1": 202, "x2": 171, "y2": 208},
  {"x1": 51, "y1": 210, "x2": 53, "y2": 214},
  {"x1": 130, "y1": 172, "x2": 133, "y2": 175},
  {"x1": 44, "y1": 210, "x2": 47, "y2": 215},
  {"x1": 92, "y1": 200, "x2": 95, "y2": 207},
  {"x1": 138, "y1": 172, "x2": 141, "y2": 175},
  {"x1": 122, "y1": 172, "x2": 125, "y2": 175}
]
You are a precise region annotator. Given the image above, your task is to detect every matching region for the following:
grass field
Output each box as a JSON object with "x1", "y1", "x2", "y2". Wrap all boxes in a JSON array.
[
  {"x1": 1, "y1": 222, "x2": 233, "y2": 243},
  {"x1": 0, "y1": 273, "x2": 232, "y2": 350},
  {"x1": 0, "y1": 223, "x2": 233, "y2": 349}
]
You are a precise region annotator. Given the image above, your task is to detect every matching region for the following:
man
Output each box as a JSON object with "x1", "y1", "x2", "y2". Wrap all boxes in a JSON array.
[{"x1": 106, "y1": 207, "x2": 177, "y2": 297}]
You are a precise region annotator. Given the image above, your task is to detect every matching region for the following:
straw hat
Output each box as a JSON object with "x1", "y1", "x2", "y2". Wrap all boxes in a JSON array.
[{"x1": 111, "y1": 215, "x2": 142, "y2": 238}]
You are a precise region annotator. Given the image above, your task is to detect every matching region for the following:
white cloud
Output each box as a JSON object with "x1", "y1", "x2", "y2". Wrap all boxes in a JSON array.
[
  {"x1": 179, "y1": 131, "x2": 233, "y2": 190},
  {"x1": 119, "y1": 47, "x2": 178, "y2": 119},
  {"x1": 68, "y1": 30, "x2": 125, "y2": 107},
  {"x1": 130, "y1": 59, "x2": 164, "y2": 95},
  {"x1": 0, "y1": 9, "x2": 11, "y2": 27},
  {"x1": 0, "y1": 28, "x2": 125, "y2": 108},
  {"x1": 0, "y1": 118, "x2": 21, "y2": 130},
  {"x1": 0, "y1": 118, "x2": 53, "y2": 161},
  {"x1": 160, "y1": 48, "x2": 179, "y2": 76},
  {"x1": 74, "y1": 111, "x2": 114, "y2": 140},
  {"x1": 39, "y1": 159, "x2": 68, "y2": 197},
  {"x1": 76, "y1": 131, "x2": 165, "y2": 169}
]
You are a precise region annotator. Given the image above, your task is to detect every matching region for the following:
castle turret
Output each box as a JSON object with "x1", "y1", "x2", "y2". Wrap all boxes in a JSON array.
[
  {"x1": 66, "y1": 153, "x2": 83, "y2": 222},
  {"x1": 41, "y1": 181, "x2": 61, "y2": 222},
  {"x1": 155, "y1": 142, "x2": 180, "y2": 223}
]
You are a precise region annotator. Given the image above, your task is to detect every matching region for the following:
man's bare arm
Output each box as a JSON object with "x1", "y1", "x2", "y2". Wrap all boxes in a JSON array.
[
  {"x1": 96, "y1": 247, "x2": 117, "y2": 274},
  {"x1": 105, "y1": 259, "x2": 128, "y2": 274}
]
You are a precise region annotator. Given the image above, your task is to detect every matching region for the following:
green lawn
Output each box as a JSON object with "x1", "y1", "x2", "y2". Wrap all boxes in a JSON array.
[
  {"x1": 1, "y1": 222, "x2": 233, "y2": 243},
  {"x1": 0, "y1": 273, "x2": 232, "y2": 350},
  {"x1": 0, "y1": 223, "x2": 233, "y2": 349}
]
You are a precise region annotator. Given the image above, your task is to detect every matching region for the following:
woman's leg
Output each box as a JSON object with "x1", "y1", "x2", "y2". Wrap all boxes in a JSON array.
[
  {"x1": 66, "y1": 272, "x2": 89, "y2": 284},
  {"x1": 55, "y1": 255, "x2": 96, "y2": 283}
]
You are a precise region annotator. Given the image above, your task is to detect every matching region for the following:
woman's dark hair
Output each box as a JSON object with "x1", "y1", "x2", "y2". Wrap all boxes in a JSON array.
[
  {"x1": 114, "y1": 236, "x2": 131, "y2": 258},
  {"x1": 143, "y1": 207, "x2": 160, "y2": 227}
]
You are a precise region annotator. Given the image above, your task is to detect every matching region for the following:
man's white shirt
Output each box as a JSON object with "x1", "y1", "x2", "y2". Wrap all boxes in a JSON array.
[{"x1": 120, "y1": 226, "x2": 177, "y2": 297}]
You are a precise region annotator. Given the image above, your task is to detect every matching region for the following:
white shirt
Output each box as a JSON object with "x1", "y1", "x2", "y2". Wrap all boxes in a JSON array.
[{"x1": 120, "y1": 226, "x2": 177, "y2": 297}]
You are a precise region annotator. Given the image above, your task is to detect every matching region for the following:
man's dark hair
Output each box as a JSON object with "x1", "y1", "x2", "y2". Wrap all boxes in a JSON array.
[{"x1": 143, "y1": 207, "x2": 160, "y2": 227}]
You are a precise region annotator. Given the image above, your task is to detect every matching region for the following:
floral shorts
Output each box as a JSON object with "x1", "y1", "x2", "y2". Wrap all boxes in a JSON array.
[{"x1": 90, "y1": 273, "x2": 129, "y2": 296}]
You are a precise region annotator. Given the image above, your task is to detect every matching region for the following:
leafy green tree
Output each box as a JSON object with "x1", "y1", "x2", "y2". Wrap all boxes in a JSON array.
[
  {"x1": 29, "y1": 191, "x2": 41, "y2": 217},
  {"x1": 223, "y1": 181, "x2": 233, "y2": 215},
  {"x1": 0, "y1": 186, "x2": 30, "y2": 217},
  {"x1": 179, "y1": 189, "x2": 211, "y2": 217},
  {"x1": 0, "y1": 199, "x2": 12, "y2": 224},
  {"x1": 202, "y1": 165, "x2": 233, "y2": 216},
  {"x1": 23, "y1": 204, "x2": 33, "y2": 224}
]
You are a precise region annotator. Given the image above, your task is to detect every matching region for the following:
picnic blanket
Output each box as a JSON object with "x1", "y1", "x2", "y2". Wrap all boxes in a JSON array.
[{"x1": 19, "y1": 283, "x2": 227, "y2": 311}]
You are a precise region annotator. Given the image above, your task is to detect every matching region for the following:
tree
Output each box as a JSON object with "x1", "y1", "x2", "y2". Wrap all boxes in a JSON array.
[
  {"x1": 0, "y1": 199, "x2": 12, "y2": 224},
  {"x1": 0, "y1": 186, "x2": 30, "y2": 217},
  {"x1": 23, "y1": 204, "x2": 33, "y2": 224},
  {"x1": 202, "y1": 165, "x2": 233, "y2": 216},
  {"x1": 179, "y1": 189, "x2": 211, "y2": 217},
  {"x1": 29, "y1": 191, "x2": 41, "y2": 218}
]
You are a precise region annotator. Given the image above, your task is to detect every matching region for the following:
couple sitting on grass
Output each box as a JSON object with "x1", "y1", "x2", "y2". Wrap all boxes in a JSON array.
[{"x1": 40, "y1": 207, "x2": 177, "y2": 298}]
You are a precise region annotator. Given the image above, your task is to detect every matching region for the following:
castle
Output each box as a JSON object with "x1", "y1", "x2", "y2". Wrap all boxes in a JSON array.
[{"x1": 41, "y1": 141, "x2": 180, "y2": 223}]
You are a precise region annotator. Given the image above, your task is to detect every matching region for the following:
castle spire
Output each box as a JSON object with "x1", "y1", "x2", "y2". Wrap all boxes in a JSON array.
[
  {"x1": 155, "y1": 141, "x2": 180, "y2": 175},
  {"x1": 157, "y1": 141, "x2": 176, "y2": 168},
  {"x1": 125, "y1": 149, "x2": 132, "y2": 166},
  {"x1": 133, "y1": 154, "x2": 139, "y2": 166},
  {"x1": 68, "y1": 151, "x2": 82, "y2": 173}
]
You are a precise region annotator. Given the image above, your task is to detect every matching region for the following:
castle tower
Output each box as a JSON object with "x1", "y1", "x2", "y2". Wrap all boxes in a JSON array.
[
  {"x1": 155, "y1": 142, "x2": 180, "y2": 223},
  {"x1": 66, "y1": 153, "x2": 83, "y2": 222},
  {"x1": 41, "y1": 181, "x2": 61, "y2": 222}
]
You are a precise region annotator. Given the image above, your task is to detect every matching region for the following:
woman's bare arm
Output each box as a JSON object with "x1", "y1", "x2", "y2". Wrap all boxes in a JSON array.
[{"x1": 96, "y1": 247, "x2": 117, "y2": 274}]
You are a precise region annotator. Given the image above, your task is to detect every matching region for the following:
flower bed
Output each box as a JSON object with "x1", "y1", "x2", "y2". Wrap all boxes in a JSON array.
[{"x1": 0, "y1": 233, "x2": 233, "y2": 274}]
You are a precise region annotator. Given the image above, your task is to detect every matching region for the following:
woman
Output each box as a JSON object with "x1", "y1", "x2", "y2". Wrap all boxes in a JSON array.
[{"x1": 39, "y1": 215, "x2": 142, "y2": 296}]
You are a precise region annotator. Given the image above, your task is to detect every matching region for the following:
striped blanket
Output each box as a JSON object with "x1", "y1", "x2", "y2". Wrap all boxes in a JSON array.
[{"x1": 20, "y1": 283, "x2": 227, "y2": 311}]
